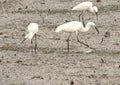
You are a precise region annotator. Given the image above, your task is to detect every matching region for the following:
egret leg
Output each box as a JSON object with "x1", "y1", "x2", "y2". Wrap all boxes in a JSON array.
[
  {"x1": 81, "y1": 11, "x2": 86, "y2": 27},
  {"x1": 79, "y1": 11, "x2": 85, "y2": 27},
  {"x1": 79, "y1": 12, "x2": 83, "y2": 21},
  {"x1": 77, "y1": 34, "x2": 93, "y2": 49},
  {"x1": 66, "y1": 33, "x2": 71, "y2": 53},
  {"x1": 31, "y1": 39, "x2": 33, "y2": 54},
  {"x1": 96, "y1": 12, "x2": 98, "y2": 22},
  {"x1": 82, "y1": 15, "x2": 85, "y2": 27},
  {"x1": 21, "y1": 38, "x2": 26, "y2": 44},
  {"x1": 34, "y1": 34, "x2": 37, "y2": 54}
]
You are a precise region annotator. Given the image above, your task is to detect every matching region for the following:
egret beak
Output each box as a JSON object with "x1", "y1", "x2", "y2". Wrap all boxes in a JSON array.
[
  {"x1": 95, "y1": 26, "x2": 99, "y2": 34},
  {"x1": 95, "y1": 12, "x2": 98, "y2": 21}
]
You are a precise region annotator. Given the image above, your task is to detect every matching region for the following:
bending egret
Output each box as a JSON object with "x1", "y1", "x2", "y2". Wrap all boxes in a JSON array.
[
  {"x1": 55, "y1": 21, "x2": 99, "y2": 53},
  {"x1": 72, "y1": 1, "x2": 98, "y2": 26},
  {"x1": 21, "y1": 23, "x2": 39, "y2": 53}
]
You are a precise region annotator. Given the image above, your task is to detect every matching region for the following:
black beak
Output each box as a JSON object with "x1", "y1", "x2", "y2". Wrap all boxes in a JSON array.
[
  {"x1": 95, "y1": 12, "x2": 98, "y2": 21},
  {"x1": 95, "y1": 26, "x2": 99, "y2": 34}
]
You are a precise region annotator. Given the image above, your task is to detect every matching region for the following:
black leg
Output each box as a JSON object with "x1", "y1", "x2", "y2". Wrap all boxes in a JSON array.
[
  {"x1": 79, "y1": 11, "x2": 85, "y2": 27},
  {"x1": 66, "y1": 33, "x2": 71, "y2": 53},
  {"x1": 21, "y1": 38, "x2": 26, "y2": 44},
  {"x1": 82, "y1": 15, "x2": 85, "y2": 27},
  {"x1": 34, "y1": 34, "x2": 37, "y2": 54},
  {"x1": 77, "y1": 34, "x2": 94, "y2": 49},
  {"x1": 31, "y1": 39, "x2": 33, "y2": 54},
  {"x1": 79, "y1": 12, "x2": 83, "y2": 21},
  {"x1": 77, "y1": 36, "x2": 89, "y2": 47}
]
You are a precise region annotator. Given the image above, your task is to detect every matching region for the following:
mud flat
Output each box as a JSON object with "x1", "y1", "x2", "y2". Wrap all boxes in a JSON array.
[{"x1": 0, "y1": 0, "x2": 120, "y2": 85}]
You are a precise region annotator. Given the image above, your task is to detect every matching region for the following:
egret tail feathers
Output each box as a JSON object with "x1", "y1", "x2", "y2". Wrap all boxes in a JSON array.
[
  {"x1": 25, "y1": 33, "x2": 35, "y2": 40},
  {"x1": 72, "y1": 7, "x2": 76, "y2": 10},
  {"x1": 55, "y1": 26, "x2": 63, "y2": 32}
]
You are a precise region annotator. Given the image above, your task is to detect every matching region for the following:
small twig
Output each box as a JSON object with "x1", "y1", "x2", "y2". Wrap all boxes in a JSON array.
[
  {"x1": 101, "y1": 58, "x2": 105, "y2": 63},
  {"x1": 31, "y1": 76, "x2": 44, "y2": 79}
]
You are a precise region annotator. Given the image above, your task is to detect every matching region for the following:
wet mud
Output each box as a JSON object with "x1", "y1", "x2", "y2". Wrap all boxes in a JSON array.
[{"x1": 0, "y1": 0, "x2": 120, "y2": 85}]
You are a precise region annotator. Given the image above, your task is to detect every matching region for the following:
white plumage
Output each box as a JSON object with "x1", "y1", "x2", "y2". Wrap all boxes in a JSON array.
[
  {"x1": 21, "y1": 23, "x2": 39, "y2": 54},
  {"x1": 72, "y1": 1, "x2": 98, "y2": 24},
  {"x1": 25, "y1": 23, "x2": 38, "y2": 40},
  {"x1": 55, "y1": 21, "x2": 99, "y2": 53},
  {"x1": 55, "y1": 21, "x2": 99, "y2": 33},
  {"x1": 72, "y1": 1, "x2": 98, "y2": 13}
]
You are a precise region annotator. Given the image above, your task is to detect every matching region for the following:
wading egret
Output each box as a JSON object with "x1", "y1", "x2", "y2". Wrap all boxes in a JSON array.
[
  {"x1": 21, "y1": 23, "x2": 39, "y2": 53},
  {"x1": 55, "y1": 21, "x2": 99, "y2": 53},
  {"x1": 72, "y1": 1, "x2": 98, "y2": 26}
]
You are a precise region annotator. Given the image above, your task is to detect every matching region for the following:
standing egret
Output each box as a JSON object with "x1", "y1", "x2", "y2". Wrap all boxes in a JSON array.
[
  {"x1": 21, "y1": 23, "x2": 39, "y2": 53},
  {"x1": 72, "y1": 1, "x2": 98, "y2": 26},
  {"x1": 55, "y1": 21, "x2": 99, "y2": 53}
]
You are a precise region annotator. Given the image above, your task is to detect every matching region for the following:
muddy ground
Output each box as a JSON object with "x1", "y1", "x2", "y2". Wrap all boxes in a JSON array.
[{"x1": 0, "y1": 0, "x2": 120, "y2": 85}]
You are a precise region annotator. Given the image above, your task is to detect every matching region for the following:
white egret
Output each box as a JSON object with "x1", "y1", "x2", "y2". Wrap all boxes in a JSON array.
[
  {"x1": 72, "y1": 1, "x2": 98, "y2": 26},
  {"x1": 55, "y1": 21, "x2": 99, "y2": 53},
  {"x1": 21, "y1": 23, "x2": 39, "y2": 53}
]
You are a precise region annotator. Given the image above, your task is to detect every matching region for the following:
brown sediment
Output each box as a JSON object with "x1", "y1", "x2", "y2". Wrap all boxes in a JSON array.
[{"x1": 96, "y1": 0, "x2": 101, "y2": 2}]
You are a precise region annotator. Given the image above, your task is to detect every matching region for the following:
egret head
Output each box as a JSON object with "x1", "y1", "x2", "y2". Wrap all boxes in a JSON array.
[
  {"x1": 28, "y1": 23, "x2": 39, "y2": 28},
  {"x1": 93, "y1": 6, "x2": 98, "y2": 21},
  {"x1": 28, "y1": 23, "x2": 39, "y2": 33},
  {"x1": 88, "y1": 22, "x2": 99, "y2": 34}
]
